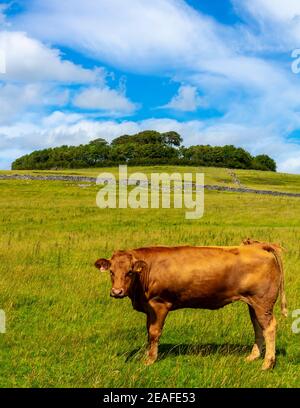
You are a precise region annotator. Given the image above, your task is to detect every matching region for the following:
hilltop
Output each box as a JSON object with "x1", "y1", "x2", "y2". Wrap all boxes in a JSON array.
[{"x1": 11, "y1": 130, "x2": 276, "y2": 172}]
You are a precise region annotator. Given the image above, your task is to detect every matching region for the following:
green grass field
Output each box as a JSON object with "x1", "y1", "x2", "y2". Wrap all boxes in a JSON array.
[
  {"x1": 2, "y1": 165, "x2": 300, "y2": 193},
  {"x1": 0, "y1": 167, "x2": 300, "y2": 388}
]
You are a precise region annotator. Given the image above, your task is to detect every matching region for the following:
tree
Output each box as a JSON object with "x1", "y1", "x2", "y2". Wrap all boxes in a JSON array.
[
  {"x1": 89, "y1": 138, "x2": 108, "y2": 146},
  {"x1": 161, "y1": 131, "x2": 183, "y2": 147},
  {"x1": 111, "y1": 131, "x2": 163, "y2": 146},
  {"x1": 11, "y1": 131, "x2": 277, "y2": 171},
  {"x1": 252, "y1": 154, "x2": 276, "y2": 172}
]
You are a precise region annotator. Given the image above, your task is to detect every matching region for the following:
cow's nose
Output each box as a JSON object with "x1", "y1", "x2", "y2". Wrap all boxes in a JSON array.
[{"x1": 111, "y1": 288, "x2": 124, "y2": 297}]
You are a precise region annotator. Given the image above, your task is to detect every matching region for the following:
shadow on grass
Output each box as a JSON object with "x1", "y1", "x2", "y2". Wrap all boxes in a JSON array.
[{"x1": 125, "y1": 343, "x2": 286, "y2": 362}]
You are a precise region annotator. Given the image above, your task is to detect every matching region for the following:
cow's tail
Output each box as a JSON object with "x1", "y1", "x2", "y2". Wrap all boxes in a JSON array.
[
  {"x1": 242, "y1": 239, "x2": 288, "y2": 317},
  {"x1": 271, "y1": 246, "x2": 288, "y2": 318}
]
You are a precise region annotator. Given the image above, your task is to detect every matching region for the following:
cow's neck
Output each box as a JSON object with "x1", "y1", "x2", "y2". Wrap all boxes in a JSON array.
[{"x1": 128, "y1": 276, "x2": 149, "y2": 313}]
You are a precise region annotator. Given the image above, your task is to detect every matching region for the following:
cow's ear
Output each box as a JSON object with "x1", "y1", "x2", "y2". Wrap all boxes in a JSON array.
[
  {"x1": 95, "y1": 258, "x2": 111, "y2": 271},
  {"x1": 132, "y1": 260, "x2": 147, "y2": 274}
]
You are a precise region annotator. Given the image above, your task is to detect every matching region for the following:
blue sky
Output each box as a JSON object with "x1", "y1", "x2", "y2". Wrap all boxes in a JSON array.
[{"x1": 1, "y1": 0, "x2": 300, "y2": 172}]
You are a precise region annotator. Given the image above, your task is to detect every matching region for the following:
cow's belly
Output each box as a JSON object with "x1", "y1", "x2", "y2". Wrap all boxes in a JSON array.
[
  {"x1": 169, "y1": 292, "x2": 241, "y2": 310},
  {"x1": 152, "y1": 267, "x2": 243, "y2": 310}
]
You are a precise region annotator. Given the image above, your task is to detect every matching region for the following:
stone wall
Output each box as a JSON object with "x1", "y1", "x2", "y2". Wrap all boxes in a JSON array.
[{"x1": 1, "y1": 174, "x2": 300, "y2": 198}]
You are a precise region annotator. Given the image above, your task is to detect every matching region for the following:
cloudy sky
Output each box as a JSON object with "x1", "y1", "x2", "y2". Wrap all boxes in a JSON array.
[{"x1": 1, "y1": 0, "x2": 300, "y2": 172}]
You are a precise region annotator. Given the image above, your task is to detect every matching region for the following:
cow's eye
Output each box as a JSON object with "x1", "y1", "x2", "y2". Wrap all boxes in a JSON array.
[
  {"x1": 110, "y1": 271, "x2": 114, "y2": 276},
  {"x1": 127, "y1": 271, "x2": 133, "y2": 277}
]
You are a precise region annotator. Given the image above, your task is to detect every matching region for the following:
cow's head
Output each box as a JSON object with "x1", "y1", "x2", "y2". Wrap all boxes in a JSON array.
[{"x1": 95, "y1": 252, "x2": 147, "y2": 298}]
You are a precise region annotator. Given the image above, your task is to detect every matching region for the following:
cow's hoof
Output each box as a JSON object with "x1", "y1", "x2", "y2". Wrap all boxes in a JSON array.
[
  {"x1": 144, "y1": 358, "x2": 156, "y2": 366},
  {"x1": 245, "y1": 354, "x2": 260, "y2": 362},
  {"x1": 261, "y1": 359, "x2": 275, "y2": 370}
]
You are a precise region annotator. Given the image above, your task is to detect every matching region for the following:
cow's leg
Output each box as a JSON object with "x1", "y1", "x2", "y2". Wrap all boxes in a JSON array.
[
  {"x1": 145, "y1": 301, "x2": 169, "y2": 365},
  {"x1": 246, "y1": 305, "x2": 264, "y2": 362},
  {"x1": 254, "y1": 308, "x2": 277, "y2": 370},
  {"x1": 262, "y1": 315, "x2": 277, "y2": 370}
]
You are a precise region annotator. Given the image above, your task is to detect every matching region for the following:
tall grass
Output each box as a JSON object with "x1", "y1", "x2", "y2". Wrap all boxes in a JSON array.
[{"x1": 0, "y1": 175, "x2": 299, "y2": 387}]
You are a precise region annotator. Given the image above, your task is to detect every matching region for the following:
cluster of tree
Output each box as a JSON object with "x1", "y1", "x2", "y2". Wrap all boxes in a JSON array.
[{"x1": 11, "y1": 130, "x2": 277, "y2": 171}]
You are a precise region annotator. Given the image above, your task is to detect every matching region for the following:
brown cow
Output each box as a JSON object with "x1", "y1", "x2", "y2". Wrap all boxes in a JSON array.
[{"x1": 95, "y1": 241, "x2": 287, "y2": 370}]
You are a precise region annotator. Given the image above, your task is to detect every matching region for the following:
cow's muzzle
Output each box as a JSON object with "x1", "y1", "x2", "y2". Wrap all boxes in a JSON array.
[{"x1": 110, "y1": 288, "x2": 125, "y2": 298}]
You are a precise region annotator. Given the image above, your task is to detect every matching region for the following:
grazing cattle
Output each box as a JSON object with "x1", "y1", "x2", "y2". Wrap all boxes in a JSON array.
[{"x1": 95, "y1": 241, "x2": 287, "y2": 370}]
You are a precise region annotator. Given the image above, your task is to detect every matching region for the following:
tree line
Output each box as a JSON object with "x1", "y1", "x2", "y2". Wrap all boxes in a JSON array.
[{"x1": 11, "y1": 130, "x2": 277, "y2": 171}]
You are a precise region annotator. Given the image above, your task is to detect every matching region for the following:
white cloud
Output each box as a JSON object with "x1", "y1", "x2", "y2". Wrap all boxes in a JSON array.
[
  {"x1": 234, "y1": 0, "x2": 300, "y2": 23},
  {"x1": 279, "y1": 157, "x2": 300, "y2": 174},
  {"x1": 0, "y1": 148, "x2": 25, "y2": 170},
  {"x1": 13, "y1": 0, "x2": 228, "y2": 73},
  {"x1": 0, "y1": 83, "x2": 41, "y2": 123},
  {"x1": 0, "y1": 31, "x2": 101, "y2": 83},
  {"x1": 0, "y1": 82, "x2": 70, "y2": 125},
  {"x1": 232, "y1": 0, "x2": 300, "y2": 51},
  {"x1": 42, "y1": 111, "x2": 84, "y2": 127},
  {"x1": 73, "y1": 86, "x2": 138, "y2": 116},
  {"x1": 1, "y1": 0, "x2": 300, "y2": 173},
  {"x1": 12, "y1": 0, "x2": 300, "y2": 114},
  {"x1": 0, "y1": 114, "x2": 138, "y2": 151},
  {"x1": 0, "y1": 29, "x2": 138, "y2": 121},
  {"x1": 162, "y1": 85, "x2": 206, "y2": 111},
  {"x1": 11, "y1": 0, "x2": 287, "y2": 93}
]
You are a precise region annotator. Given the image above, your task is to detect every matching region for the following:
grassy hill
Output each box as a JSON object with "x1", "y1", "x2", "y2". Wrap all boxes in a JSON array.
[
  {"x1": 2, "y1": 165, "x2": 300, "y2": 193},
  {"x1": 0, "y1": 167, "x2": 299, "y2": 387}
]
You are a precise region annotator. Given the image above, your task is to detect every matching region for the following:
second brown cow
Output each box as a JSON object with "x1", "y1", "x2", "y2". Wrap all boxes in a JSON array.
[{"x1": 95, "y1": 241, "x2": 287, "y2": 370}]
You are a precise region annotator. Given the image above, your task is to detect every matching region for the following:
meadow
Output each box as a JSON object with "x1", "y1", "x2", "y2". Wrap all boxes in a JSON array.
[
  {"x1": 3, "y1": 165, "x2": 300, "y2": 193},
  {"x1": 0, "y1": 166, "x2": 300, "y2": 387}
]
